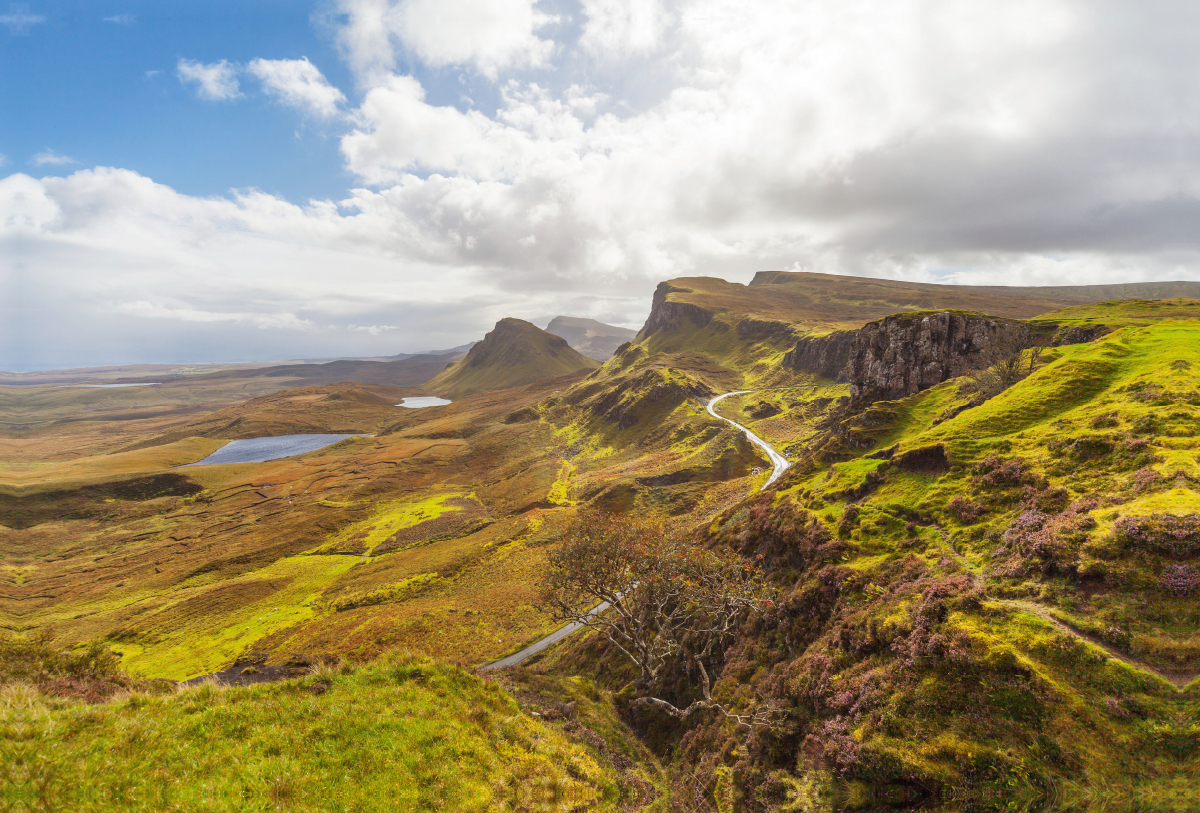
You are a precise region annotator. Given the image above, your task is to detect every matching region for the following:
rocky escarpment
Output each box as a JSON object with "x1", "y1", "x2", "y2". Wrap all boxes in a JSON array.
[
  {"x1": 781, "y1": 330, "x2": 855, "y2": 380},
  {"x1": 845, "y1": 311, "x2": 1035, "y2": 401},
  {"x1": 638, "y1": 282, "x2": 714, "y2": 338}
]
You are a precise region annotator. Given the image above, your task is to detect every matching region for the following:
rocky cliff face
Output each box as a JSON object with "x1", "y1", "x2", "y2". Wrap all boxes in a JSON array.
[
  {"x1": 845, "y1": 311, "x2": 1034, "y2": 401},
  {"x1": 781, "y1": 330, "x2": 855, "y2": 380},
  {"x1": 638, "y1": 283, "x2": 714, "y2": 338}
]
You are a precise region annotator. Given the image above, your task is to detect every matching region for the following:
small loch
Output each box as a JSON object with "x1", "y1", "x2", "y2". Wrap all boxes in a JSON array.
[
  {"x1": 396, "y1": 397, "x2": 452, "y2": 408},
  {"x1": 183, "y1": 434, "x2": 363, "y2": 466}
]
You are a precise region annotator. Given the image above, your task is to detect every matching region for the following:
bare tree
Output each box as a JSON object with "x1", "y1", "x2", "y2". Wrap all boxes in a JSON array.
[
  {"x1": 968, "y1": 332, "x2": 1043, "y2": 399},
  {"x1": 542, "y1": 511, "x2": 779, "y2": 728}
]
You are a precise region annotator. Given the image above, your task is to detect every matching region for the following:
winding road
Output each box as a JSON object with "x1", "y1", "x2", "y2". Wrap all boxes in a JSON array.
[
  {"x1": 481, "y1": 390, "x2": 790, "y2": 670},
  {"x1": 705, "y1": 390, "x2": 791, "y2": 491}
]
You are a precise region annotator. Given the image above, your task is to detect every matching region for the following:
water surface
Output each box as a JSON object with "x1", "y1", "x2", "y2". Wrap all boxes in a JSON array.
[
  {"x1": 183, "y1": 434, "x2": 362, "y2": 466},
  {"x1": 396, "y1": 397, "x2": 452, "y2": 408}
]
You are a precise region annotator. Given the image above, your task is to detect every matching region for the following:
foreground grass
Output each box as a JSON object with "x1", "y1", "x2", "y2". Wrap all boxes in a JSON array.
[{"x1": 0, "y1": 654, "x2": 630, "y2": 812}]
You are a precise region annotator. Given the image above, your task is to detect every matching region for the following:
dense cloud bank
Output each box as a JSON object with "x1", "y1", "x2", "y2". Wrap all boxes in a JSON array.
[{"x1": 4, "y1": 0, "x2": 1200, "y2": 368}]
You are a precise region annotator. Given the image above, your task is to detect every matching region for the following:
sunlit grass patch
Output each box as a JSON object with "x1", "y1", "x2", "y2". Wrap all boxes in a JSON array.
[
  {"x1": 313, "y1": 492, "x2": 477, "y2": 556},
  {"x1": 2, "y1": 655, "x2": 621, "y2": 812},
  {"x1": 112, "y1": 555, "x2": 358, "y2": 680}
]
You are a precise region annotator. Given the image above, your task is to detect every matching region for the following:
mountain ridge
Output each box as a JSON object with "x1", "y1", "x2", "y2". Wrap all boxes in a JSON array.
[{"x1": 429, "y1": 317, "x2": 600, "y2": 398}]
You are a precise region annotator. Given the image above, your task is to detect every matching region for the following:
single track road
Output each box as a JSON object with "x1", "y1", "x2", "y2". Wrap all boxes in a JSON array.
[{"x1": 480, "y1": 389, "x2": 791, "y2": 670}]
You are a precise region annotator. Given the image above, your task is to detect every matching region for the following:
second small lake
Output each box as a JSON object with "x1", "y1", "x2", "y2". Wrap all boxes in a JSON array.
[{"x1": 396, "y1": 397, "x2": 452, "y2": 408}]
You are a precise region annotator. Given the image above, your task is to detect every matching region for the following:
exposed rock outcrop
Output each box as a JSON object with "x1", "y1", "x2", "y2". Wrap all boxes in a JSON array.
[
  {"x1": 845, "y1": 311, "x2": 1035, "y2": 401},
  {"x1": 735, "y1": 318, "x2": 797, "y2": 341},
  {"x1": 1051, "y1": 324, "x2": 1108, "y2": 346},
  {"x1": 638, "y1": 283, "x2": 714, "y2": 338},
  {"x1": 781, "y1": 330, "x2": 855, "y2": 380}
]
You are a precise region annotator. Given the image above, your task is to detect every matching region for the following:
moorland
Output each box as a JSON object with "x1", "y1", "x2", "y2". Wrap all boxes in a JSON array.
[{"x1": 4, "y1": 271, "x2": 1200, "y2": 811}]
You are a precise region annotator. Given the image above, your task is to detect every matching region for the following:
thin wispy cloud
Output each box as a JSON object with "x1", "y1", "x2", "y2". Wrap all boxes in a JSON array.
[
  {"x1": 0, "y1": 4, "x2": 45, "y2": 34},
  {"x1": 103, "y1": 13, "x2": 134, "y2": 25},
  {"x1": 176, "y1": 58, "x2": 240, "y2": 100},
  {"x1": 31, "y1": 149, "x2": 77, "y2": 166}
]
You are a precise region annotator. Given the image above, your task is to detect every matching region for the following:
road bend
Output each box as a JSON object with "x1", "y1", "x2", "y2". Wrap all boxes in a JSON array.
[{"x1": 481, "y1": 389, "x2": 791, "y2": 670}]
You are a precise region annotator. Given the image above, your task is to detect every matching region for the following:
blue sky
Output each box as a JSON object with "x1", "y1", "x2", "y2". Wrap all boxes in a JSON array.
[
  {"x1": 2, "y1": 0, "x2": 1198, "y2": 370},
  {"x1": 4, "y1": 1, "x2": 360, "y2": 201}
]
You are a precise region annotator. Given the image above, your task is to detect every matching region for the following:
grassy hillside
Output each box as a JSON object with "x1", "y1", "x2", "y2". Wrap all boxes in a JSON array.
[
  {"x1": 0, "y1": 375, "x2": 602, "y2": 679},
  {"x1": 605, "y1": 315, "x2": 1200, "y2": 808},
  {"x1": 430, "y1": 318, "x2": 600, "y2": 399},
  {"x1": 587, "y1": 274, "x2": 1200, "y2": 402},
  {"x1": 0, "y1": 652, "x2": 665, "y2": 812},
  {"x1": 11, "y1": 277, "x2": 1200, "y2": 811}
]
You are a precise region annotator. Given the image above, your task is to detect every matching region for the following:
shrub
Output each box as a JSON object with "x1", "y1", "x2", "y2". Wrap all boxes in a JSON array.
[
  {"x1": 838, "y1": 504, "x2": 860, "y2": 538},
  {"x1": 1130, "y1": 466, "x2": 1161, "y2": 492},
  {"x1": 947, "y1": 495, "x2": 984, "y2": 524},
  {"x1": 990, "y1": 503, "x2": 1096, "y2": 577},
  {"x1": 1158, "y1": 564, "x2": 1199, "y2": 597},
  {"x1": 1114, "y1": 513, "x2": 1200, "y2": 557},
  {"x1": 0, "y1": 631, "x2": 142, "y2": 702},
  {"x1": 973, "y1": 455, "x2": 1042, "y2": 489}
]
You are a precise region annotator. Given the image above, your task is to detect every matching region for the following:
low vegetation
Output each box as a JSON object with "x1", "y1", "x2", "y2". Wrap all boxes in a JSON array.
[
  {"x1": 0, "y1": 651, "x2": 661, "y2": 812},
  {"x1": 7, "y1": 278, "x2": 1200, "y2": 810}
]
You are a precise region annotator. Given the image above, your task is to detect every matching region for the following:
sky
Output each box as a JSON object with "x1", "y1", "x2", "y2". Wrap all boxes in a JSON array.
[{"x1": 2, "y1": 0, "x2": 1199, "y2": 370}]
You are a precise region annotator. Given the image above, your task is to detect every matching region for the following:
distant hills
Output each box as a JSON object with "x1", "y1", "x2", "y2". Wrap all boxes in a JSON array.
[
  {"x1": 429, "y1": 318, "x2": 599, "y2": 398},
  {"x1": 545, "y1": 316, "x2": 636, "y2": 361}
]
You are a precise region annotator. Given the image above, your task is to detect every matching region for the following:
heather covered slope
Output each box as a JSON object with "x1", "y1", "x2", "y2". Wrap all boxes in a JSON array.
[
  {"x1": 430, "y1": 318, "x2": 600, "y2": 398},
  {"x1": 598, "y1": 312, "x2": 1200, "y2": 808}
]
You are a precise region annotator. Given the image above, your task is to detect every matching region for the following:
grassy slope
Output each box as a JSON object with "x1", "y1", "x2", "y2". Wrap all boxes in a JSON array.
[
  {"x1": 13, "y1": 286, "x2": 1200, "y2": 809},
  {"x1": 644, "y1": 313, "x2": 1200, "y2": 808},
  {"x1": 430, "y1": 318, "x2": 600, "y2": 399},
  {"x1": 1, "y1": 654, "x2": 666, "y2": 812}
]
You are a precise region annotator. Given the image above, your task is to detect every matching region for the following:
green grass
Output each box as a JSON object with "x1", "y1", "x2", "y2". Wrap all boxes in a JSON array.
[
  {"x1": 0, "y1": 654, "x2": 632, "y2": 812},
  {"x1": 314, "y1": 493, "x2": 472, "y2": 555},
  {"x1": 110, "y1": 555, "x2": 359, "y2": 680}
]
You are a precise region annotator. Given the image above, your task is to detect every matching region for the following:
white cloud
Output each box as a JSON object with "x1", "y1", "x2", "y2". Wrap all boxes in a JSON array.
[
  {"x1": 248, "y1": 57, "x2": 346, "y2": 119},
  {"x1": 7, "y1": 0, "x2": 1200, "y2": 369},
  {"x1": 325, "y1": 0, "x2": 397, "y2": 88},
  {"x1": 330, "y1": 0, "x2": 1200, "y2": 291},
  {"x1": 116, "y1": 301, "x2": 315, "y2": 330},
  {"x1": 329, "y1": 0, "x2": 554, "y2": 83},
  {"x1": 389, "y1": 0, "x2": 555, "y2": 77},
  {"x1": 177, "y1": 58, "x2": 240, "y2": 100},
  {"x1": 32, "y1": 149, "x2": 78, "y2": 166},
  {"x1": 580, "y1": 0, "x2": 670, "y2": 56},
  {"x1": 104, "y1": 13, "x2": 135, "y2": 25}
]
